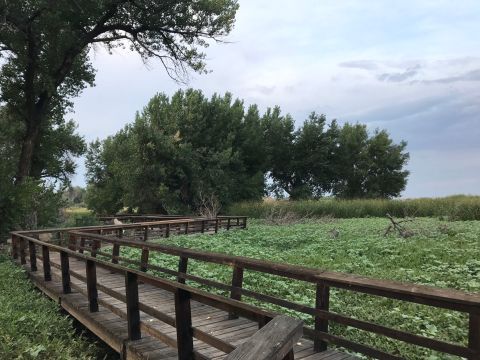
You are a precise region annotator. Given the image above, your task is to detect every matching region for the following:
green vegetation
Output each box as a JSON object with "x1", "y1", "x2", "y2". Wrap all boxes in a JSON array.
[
  {"x1": 0, "y1": 253, "x2": 99, "y2": 359},
  {"x1": 0, "y1": 0, "x2": 238, "y2": 235},
  {"x1": 85, "y1": 90, "x2": 409, "y2": 215},
  {"x1": 227, "y1": 195, "x2": 480, "y2": 221},
  {"x1": 114, "y1": 218, "x2": 479, "y2": 359}
]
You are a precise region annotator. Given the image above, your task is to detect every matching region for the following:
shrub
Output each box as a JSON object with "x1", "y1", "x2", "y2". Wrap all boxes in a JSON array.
[{"x1": 226, "y1": 195, "x2": 480, "y2": 220}]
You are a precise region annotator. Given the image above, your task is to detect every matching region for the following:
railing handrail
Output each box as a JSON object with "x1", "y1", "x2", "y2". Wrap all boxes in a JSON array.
[
  {"x1": 12, "y1": 233, "x2": 277, "y2": 358},
  {"x1": 67, "y1": 230, "x2": 480, "y2": 311},
  {"x1": 13, "y1": 215, "x2": 247, "y2": 235},
  {"x1": 11, "y1": 229, "x2": 480, "y2": 359}
]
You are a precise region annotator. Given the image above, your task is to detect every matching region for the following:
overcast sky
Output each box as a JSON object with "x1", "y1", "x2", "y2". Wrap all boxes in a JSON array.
[{"x1": 71, "y1": 0, "x2": 480, "y2": 198}]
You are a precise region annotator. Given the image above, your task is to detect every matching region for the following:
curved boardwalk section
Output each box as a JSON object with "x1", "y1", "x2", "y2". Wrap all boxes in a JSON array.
[{"x1": 9, "y1": 217, "x2": 480, "y2": 359}]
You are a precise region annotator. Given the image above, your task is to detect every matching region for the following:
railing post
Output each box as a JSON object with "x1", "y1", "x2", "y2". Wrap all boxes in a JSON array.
[
  {"x1": 19, "y1": 237, "x2": 26, "y2": 265},
  {"x1": 215, "y1": 218, "x2": 219, "y2": 233},
  {"x1": 166, "y1": 223, "x2": 170, "y2": 238},
  {"x1": 140, "y1": 247, "x2": 149, "y2": 272},
  {"x1": 91, "y1": 239, "x2": 100, "y2": 257},
  {"x1": 60, "y1": 251, "x2": 71, "y2": 294},
  {"x1": 68, "y1": 233, "x2": 76, "y2": 251},
  {"x1": 42, "y1": 245, "x2": 51, "y2": 281},
  {"x1": 79, "y1": 237, "x2": 85, "y2": 254},
  {"x1": 28, "y1": 241, "x2": 37, "y2": 271},
  {"x1": 229, "y1": 266, "x2": 244, "y2": 319},
  {"x1": 314, "y1": 282, "x2": 330, "y2": 352},
  {"x1": 125, "y1": 272, "x2": 141, "y2": 340},
  {"x1": 227, "y1": 218, "x2": 231, "y2": 230},
  {"x1": 243, "y1": 217, "x2": 247, "y2": 229},
  {"x1": 184, "y1": 221, "x2": 189, "y2": 235},
  {"x1": 469, "y1": 313, "x2": 480, "y2": 360},
  {"x1": 112, "y1": 242, "x2": 120, "y2": 264},
  {"x1": 174, "y1": 288, "x2": 194, "y2": 360},
  {"x1": 236, "y1": 217, "x2": 240, "y2": 226},
  {"x1": 86, "y1": 259, "x2": 98, "y2": 312},
  {"x1": 11, "y1": 234, "x2": 18, "y2": 259},
  {"x1": 201, "y1": 220, "x2": 205, "y2": 233},
  {"x1": 177, "y1": 257, "x2": 188, "y2": 284},
  {"x1": 144, "y1": 226, "x2": 148, "y2": 241}
]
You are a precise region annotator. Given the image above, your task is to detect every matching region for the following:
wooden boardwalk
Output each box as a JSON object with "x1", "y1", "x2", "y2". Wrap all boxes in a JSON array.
[
  {"x1": 11, "y1": 217, "x2": 480, "y2": 360},
  {"x1": 21, "y1": 252, "x2": 356, "y2": 360}
]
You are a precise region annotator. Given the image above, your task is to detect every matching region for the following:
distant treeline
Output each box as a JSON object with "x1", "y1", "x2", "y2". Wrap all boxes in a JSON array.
[
  {"x1": 227, "y1": 195, "x2": 480, "y2": 221},
  {"x1": 86, "y1": 89, "x2": 409, "y2": 215}
]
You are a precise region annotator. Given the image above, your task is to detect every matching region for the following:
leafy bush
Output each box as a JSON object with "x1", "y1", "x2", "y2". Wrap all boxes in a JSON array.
[
  {"x1": 0, "y1": 253, "x2": 99, "y2": 359},
  {"x1": 227, "y1": 195, "x2": 480, "y2": 220}
]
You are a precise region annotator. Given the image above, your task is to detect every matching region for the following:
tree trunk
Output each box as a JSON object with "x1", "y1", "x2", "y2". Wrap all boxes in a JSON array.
[{"x1": 15, "y1": 120, "x2": 41, "y2": 184}]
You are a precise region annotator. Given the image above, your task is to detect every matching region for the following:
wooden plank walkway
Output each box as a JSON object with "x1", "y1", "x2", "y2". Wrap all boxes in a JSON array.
[{"x1": 21, "y1": 252, "x2": 357, "y2": 360}]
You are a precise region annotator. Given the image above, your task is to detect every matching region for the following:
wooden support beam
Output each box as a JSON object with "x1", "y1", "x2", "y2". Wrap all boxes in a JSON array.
[
  {"x1": 215, "y1": 219, "x2": 219, "y2": 233},
  {"x1": 314, "y1": 282, "x2": 330, "y2": 352},
  {"x1": 140, "y1": 247, "x2": 149, "y2": 272},
  {"x1": 19, "y1": 238, "x2": 26, "y2": 265},
  {"x1": 225, "y1": 315, "x2": 303, "y2": 360},
  {"x1": 229, "y1": 266, "x2": 244, "y2": 319},
  {"x1": 79, "y1": 237, "x2": 85, "y2": 254},
  {"x1": 469, "y1": 313, "x2": 480, "y2": 360},
  {"x1": 177, "y1": 257, "x2": 188, "y2": 284},
  {"x1": 144, "y1": 226, "x2": 148, "y2": 241},
  {"x1": 112, "y1": 243, "x2": 120, "y2": 264},
  {"x1": 86, "y1": 259, "x2": 99, "y2": 312},
  {"x1": 11, "y1": 234, "x2": 18, "y2": 259},
  {"x1": 166, "y1": 223, "x2": 170, "y2": 238},
  {"x1": 42, "y1": 245, "x2": 51, "y2": 281},
  {"x1": 174, "y1": 288, "x2": 194, "y2": 360},
  {"x1": 28, "y1": 241, "x2": 37, "y2": 272},
  {"x1": 60, "y1": 251, "x2": 71, "y2": 294},
  {"x1": 125, "y1": 272, "x2": 141, "y2": 340}
]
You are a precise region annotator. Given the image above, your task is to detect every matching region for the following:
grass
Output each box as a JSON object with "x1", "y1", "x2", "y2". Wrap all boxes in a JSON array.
[
  {"x1": 0, "y1": 251, "x2": 104, "y2": 359},
  {"x1": 114, "y1": 217, "x2": 480, "y2": 359},
  {"x1": 226, "y1": 195, "x2": 480, "y2": 221}
]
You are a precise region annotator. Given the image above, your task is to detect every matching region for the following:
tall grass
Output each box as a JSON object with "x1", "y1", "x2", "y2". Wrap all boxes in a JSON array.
[{"x1": 227, "y1": 195, "x2": 480, "y2": 220}]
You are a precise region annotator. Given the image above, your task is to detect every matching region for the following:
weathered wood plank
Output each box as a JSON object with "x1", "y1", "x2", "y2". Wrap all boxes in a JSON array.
[{"x1": 225, "y1": 315, "x2": 303, "y2": 360}]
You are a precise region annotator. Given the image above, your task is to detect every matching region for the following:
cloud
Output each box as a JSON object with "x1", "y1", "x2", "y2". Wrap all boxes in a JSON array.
[
  {"x1": 419, "y1": 68, "x2": 480, "y2": 84},
  {"x1": 339, "y1": 60, "x2": 378, "y2": 71},
  {"x1": 377, "y1": 66, "x2": 420, "y2": 83},
  {"x1": 68, "y1": 1, "x2": 480, "y2": 198}
]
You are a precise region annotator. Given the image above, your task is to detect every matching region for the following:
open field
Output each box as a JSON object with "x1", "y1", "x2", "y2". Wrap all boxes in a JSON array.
[
  {"x1": 0, "y1": 252, "x2": 102, "y2": 359},
  {"x1": 115, "y1": 217, "x2": 480, "y2": 359},
  {"x1": 227, "y1": 195, "x2": 480, "y2": 221}
]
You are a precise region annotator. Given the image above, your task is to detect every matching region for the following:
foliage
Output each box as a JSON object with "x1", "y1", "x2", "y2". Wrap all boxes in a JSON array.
[
  {"x1": 0, "y1": 107, "x2": 82, "y2": 238},
  {"x1": 264, "y1": 114, "x2": 409, "y2": 199},
  {"x1": 86, "y1": 90, "x2": 410, "y2": 214},
  {"x1": 0, "y1": 253, "x2": 100, "y2": 359},
  {"x1": 86, "y1": 90, "x2": 266, "y2": 214},
  {"x1": 228, "y1": 195, "x2": 480, "y2": 221},
  {"x1": 0, "y1": 0, "x2": 239, "y2": 182},
  {"x1": 63, "y1": 186, "x2": 87, "y2": 207},
  {"x1": 115, "y1": 218, "x2": 480, "y2": 359}
]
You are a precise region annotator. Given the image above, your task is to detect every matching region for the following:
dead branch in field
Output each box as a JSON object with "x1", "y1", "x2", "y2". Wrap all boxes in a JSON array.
[
  {"x1": 197, "y1": 192, "x2": 221, "y2": 218},
  {"x1": 384, "y1": 213, "x2": 415, "y2": 238}
]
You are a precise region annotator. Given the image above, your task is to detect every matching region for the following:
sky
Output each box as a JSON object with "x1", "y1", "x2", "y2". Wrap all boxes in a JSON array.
[{"x1": 71, "y1": 0, "x2": 480, "y2": 198}]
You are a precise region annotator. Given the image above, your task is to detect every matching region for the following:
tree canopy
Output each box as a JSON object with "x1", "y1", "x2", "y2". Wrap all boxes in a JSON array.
[
  {"x1": 0, "y1": 0, "x2": 239, "y2": 234},
  {"x1": 86, "y1": 89, "x2": 410, "y2": 215},
  {"x1": 0, "y1": 0, "x2": 239, "y2": 183}
]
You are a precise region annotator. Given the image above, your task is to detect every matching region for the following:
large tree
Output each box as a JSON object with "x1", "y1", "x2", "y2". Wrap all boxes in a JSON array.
[
  {"x1": 0, "y1": 0, "x2": 239, "y2": 184},
  {"x1": 86, "y1": 89, "x2": 266, "y2": 214}
]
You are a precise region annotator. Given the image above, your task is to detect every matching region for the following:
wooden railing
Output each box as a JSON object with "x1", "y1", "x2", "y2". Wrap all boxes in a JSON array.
[
  {"x1": 12, "y1": 232, "x2": 286, "y2": 360},
  {"x1": 55, "y1": 230, "x2": 480, "y2": 360}
]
